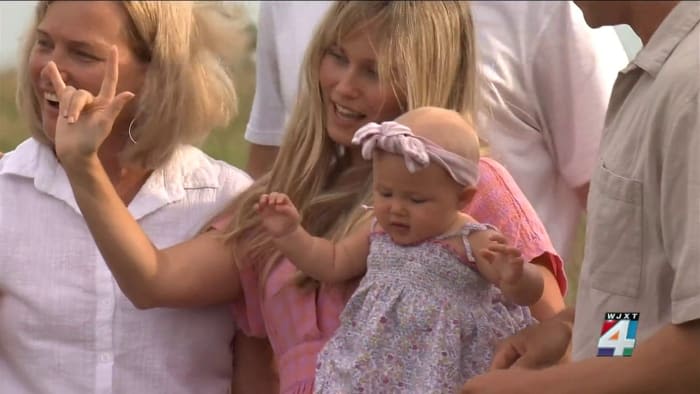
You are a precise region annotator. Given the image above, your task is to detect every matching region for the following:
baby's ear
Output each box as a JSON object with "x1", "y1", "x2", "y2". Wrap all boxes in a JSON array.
[{"x1": 457, "y1": 186, "x2": 477, "y2": 210}]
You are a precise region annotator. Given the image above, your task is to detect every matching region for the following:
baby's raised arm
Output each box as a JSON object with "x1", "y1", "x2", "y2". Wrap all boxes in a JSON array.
[
  {"x1": 469, "y1": 229, "x2": 544, "y2": 306},
  {"x1": 256, "y1": 193, "x2": 371, "y2": 283}
]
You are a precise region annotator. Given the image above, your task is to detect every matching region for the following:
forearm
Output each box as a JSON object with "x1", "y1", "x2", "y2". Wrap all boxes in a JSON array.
[
  {"x1": 245, "y1": 144, "x2": 279, "y2": 180},
  {"x1": 500, "y1": 262, "x2": 545, "y2": 306},
  {"x1": 532, "y1": 320, "x2": 700, "y2": 394},
  {"x1": 231, "y1": 333, "x2": 278, "y2": 394},
  {"x1": 63, "y1": 155, "x2": 165, "y2": 305},
  {"x1": 272, "y1": 227, "x2": 348, "y2": 282},
  {"x1": 574, "y1": 182, "x2": 590, "y2": 210},
  {"x1": 529, "y1": 257, "x2": 567, "y2": 320}
]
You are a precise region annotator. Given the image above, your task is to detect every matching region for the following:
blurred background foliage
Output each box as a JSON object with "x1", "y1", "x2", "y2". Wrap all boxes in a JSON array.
[
  {"x1": 0, "y1": 4, "x2": 256, "y2": 169},
  {"x1": 0, "y1": 4, "x2": 583, "y2": 305}
]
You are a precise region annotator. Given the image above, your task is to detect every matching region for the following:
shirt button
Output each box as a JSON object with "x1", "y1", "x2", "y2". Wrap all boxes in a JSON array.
[{"x1": 99, "y1": 352, "x2": 113, "y2": 363}]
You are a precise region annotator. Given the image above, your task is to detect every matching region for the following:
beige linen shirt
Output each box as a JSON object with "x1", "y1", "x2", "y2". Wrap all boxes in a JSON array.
[{"x1": 572, "y1": 1, "x2": 700, "y2": 360}]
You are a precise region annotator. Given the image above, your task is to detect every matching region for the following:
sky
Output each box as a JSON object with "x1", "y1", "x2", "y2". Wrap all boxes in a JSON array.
[{"x1": 0, "y1": 1, "x2": 641, "y2": 71}]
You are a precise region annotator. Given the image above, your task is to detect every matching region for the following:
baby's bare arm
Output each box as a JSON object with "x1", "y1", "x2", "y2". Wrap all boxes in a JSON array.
[
  {"x1": 471, "y1": 230, "x2": 544, "y2": 306},
  {"x1": 257, "y1": 193, "x2": 371, "y2": 283}
]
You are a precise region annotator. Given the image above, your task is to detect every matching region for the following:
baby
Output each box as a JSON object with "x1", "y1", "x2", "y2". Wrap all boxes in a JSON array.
[{"x1": 256, "y1": 106, "x2": 543, "y2": 393}]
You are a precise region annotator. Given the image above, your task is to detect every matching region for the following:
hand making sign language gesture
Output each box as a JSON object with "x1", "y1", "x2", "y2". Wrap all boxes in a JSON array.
[{"x1": 46, "y1": 45, "x2": 135, "y2": 165}]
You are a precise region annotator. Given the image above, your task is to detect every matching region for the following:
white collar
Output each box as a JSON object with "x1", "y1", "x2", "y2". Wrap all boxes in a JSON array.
[{"x1": 1, "y1": 138, "x2": 224, "y2": 219}]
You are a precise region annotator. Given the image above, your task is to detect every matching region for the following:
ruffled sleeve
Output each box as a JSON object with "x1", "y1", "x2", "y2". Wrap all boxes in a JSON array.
[
  {"x1": 466, "y1": 158, "x2": 568, "y2": 295},
  {"x1": 209, "y1": 214, "x2": 268, "y2": 337}
]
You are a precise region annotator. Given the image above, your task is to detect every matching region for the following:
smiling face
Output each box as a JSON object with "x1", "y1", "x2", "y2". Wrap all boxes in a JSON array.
[
  {"x1": 319, "y1": 27, "x2": 403, "y2": 156},
  {"x1": 372, "y1": 151, "x2": 467, "y2": 245},
  {"x1": 28, "y1": 1, "x2": 146, "y2": 143}
]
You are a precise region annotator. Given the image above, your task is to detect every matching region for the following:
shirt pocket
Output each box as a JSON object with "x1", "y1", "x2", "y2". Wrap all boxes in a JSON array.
[{"x1": 584, "y1": 163, "x2": 643, "y2": 298}]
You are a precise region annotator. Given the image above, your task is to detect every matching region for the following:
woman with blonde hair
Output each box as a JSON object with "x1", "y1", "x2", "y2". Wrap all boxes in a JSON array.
[
  {"x1": 0, "y1": 1, "x2": 272, "y2": 393},
  {"x1": 50, "y1": 1, "x2": 567, "y2": 392}
]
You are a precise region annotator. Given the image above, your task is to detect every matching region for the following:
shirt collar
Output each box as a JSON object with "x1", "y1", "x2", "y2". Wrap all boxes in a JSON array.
[
  {"x1": 625, "y1": 1, "x2": 700, "y2": 77},
  {"x1": 1, "y1": 138, "x2": 223, "y2": 219}
]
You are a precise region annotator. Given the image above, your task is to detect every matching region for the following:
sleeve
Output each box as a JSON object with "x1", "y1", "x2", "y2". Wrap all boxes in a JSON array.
[
  {"x1": 661, "y1": 96, "x2": 700, "y2": 324},
  {"x1": 209, "y1": 215, "x2": 268, "y2": 337},
  {"x1": 243, "y1": 2, "x2": 287, "y2": 146},
  {"x1": 467, "y1": 158, "x2": 567, "y2": 295},
  {"x1": 530, "y1": 2, "x2": 629, "y2": 189}
]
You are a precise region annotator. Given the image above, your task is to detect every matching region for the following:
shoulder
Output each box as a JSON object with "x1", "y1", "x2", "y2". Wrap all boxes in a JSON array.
[
  {"x1": 175, "y1": 145, "x2": 253, "y2": 196},
  {"x1": 644, "y1": 29, "x2": 700, "y2": 135},
  {"x1": 657, "y1": 33, "x2": 700, "y2": 105},
  {"x1": 476, "y1": 157, "x2": 519, "y2": 192}
]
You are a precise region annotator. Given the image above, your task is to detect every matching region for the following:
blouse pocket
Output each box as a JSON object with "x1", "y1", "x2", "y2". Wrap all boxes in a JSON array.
[{"x1": 584, "y1": 163, "x2": 643, "y2": 298}]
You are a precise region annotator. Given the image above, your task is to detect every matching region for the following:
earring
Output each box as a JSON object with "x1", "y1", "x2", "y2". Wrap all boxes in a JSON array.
[{"x1": 128, "y1": 118, "x2": 137, "y2": 144}]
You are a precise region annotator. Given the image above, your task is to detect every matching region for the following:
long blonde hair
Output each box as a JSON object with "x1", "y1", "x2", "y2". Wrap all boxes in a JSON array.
[
  {"x1": 224, "y1": 1, "x2": 479, "y2": 287},
  {"x1": 16, "y1": 1, "x2": 251, "y2": 169}
]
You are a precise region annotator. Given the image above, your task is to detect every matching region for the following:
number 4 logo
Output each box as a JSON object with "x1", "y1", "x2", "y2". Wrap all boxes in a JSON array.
[{"x1": 597, "y1": 313, "x2": 639, "y2": 357}]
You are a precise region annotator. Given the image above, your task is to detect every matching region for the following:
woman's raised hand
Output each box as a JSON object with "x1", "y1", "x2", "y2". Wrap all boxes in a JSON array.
[
  {"x1": 47, "y1": 46, "x2": 135, "y2": 165},
  {"x1": 255, "y1": 192, "x2": 301, "y2": 238}
]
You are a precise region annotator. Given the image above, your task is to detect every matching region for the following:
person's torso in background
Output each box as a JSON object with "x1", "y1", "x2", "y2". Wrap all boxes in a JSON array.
[{"x1": 472, "y1": 1, "x2": 629, "y2": 262}]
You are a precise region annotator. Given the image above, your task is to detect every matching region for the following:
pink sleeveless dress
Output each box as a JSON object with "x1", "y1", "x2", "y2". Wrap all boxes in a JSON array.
[{"x1": 232, "y1": 158, "x2": 566, "y2": 394}]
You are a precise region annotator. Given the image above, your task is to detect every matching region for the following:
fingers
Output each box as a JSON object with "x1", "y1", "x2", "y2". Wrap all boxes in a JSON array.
[
  {"x1": 257, "y1": 193, "x2": 291, "y2": 211},
  {"x1": 43, "y1": 61, "x2": 67, "y2": 95},
  {"x1": 105, "y1": 91, "x2": 135, "y2": 121},
  {"x1": 58, "y1": 86, "x2": 76, "y2": 118},
  {"x1": 488, "y1": 232, "x2": 509, "y2": 245},
  {"x1": 487, "y1": 243, "x2": 522, "y2": 258},
  {"x1": 479, "y1": 249, "x2": 496, "y2": 263},
  {"x1": 64, "y1": 89, "x2": 95, "y2": 124},
  {"x1": 489, "y1": 341, "x2": 522, "y2": 370},
  {"x1": 511, "y1": 353, "x2": 542, "y2": 369},
  {"x1": 98, "y1": 46, "x2": 119, "y2": 100}
]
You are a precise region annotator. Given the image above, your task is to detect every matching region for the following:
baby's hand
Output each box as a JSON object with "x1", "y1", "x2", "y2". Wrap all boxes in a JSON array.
[
  {"x1": 255, "y1": 192, "x2": 300, "y2": 238},
  {"x1": 479, "y1": 233, "x2": 525, "y2": 286}
]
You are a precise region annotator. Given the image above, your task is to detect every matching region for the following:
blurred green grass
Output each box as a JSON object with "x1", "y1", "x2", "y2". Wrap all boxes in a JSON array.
[
  {"x1": 0, "y1": 62, "x2": 584, "y2": 308},
  {"x1": 0, "y1": 59, "x2": 254, "y2": 169}
]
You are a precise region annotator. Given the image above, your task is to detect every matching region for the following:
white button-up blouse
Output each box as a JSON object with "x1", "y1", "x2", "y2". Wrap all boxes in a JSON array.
[{"x1": 0, "y1": 139, "x2": 252, "y2": 393}]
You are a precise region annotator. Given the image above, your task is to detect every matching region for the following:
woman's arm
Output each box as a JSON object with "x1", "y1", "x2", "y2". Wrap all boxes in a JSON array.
[
  {"x1": 529, "y1": 255, "x2": 566, "y2": 320},
  {"x1": 65, "y1": 154, "x2": 242, "y2": 309},
  {"x1": 467, "y1": 158, "x2": 567, "y2": 320},
  {"x1": 231, "y1": 332, "x2": 278, "y2": 394},
  {"x1": 50, "y1": 48, "x2": 241, "y2": 309}
]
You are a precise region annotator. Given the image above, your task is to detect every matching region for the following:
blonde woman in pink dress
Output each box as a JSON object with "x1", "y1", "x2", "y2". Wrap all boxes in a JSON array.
[
  {"x1": 254, "y1": 107, "x2": 544, "y2": 392},
  {"x1": 228, "y1": 4, "x2": 567, "y2": 392},
  {"x1": 55, "y1": 2, "x2": 567, "y2": 393}
]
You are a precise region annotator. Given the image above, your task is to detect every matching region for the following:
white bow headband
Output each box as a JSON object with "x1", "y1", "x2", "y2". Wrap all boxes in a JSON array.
[{"x1": 351, "y1": 121, "x2": 479, "y2": 186}]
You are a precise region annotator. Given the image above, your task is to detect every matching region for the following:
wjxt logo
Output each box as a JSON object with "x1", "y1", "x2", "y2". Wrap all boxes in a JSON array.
[{"x1": 597, "y1": 312, "x2": 639, "y2": 357}]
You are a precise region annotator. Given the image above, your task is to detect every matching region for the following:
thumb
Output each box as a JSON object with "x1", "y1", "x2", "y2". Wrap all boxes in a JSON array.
[
  {"x1": 107, "y1": 91, "x2": 135, "y2": 120},
  {"x1": 489, "y1": 342, "x2": 521, "y2": 371},
  {"x1": 511, "y1": 352, "x2": 542, "y2": 369}
]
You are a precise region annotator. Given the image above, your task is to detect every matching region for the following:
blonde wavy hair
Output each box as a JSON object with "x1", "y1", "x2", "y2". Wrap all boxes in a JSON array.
[
  {"x1": 224, "y1": 0, "x2": 479, "y2": 287},
  {"x1": 16, "y1": 1, "x2": 251, "y2": 169}
]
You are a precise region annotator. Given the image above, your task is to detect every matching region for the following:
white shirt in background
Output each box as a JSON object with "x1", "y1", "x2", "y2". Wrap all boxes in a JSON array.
[
  {"x1": 0, "y1": 139, "x2": 252, "y2": 393},
  {"x1": 471, "y1": 1, "x2": 629, "y2": 262},
  {"x1": 244, "y1": 1, "x2": 629, "y2": 263}
]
